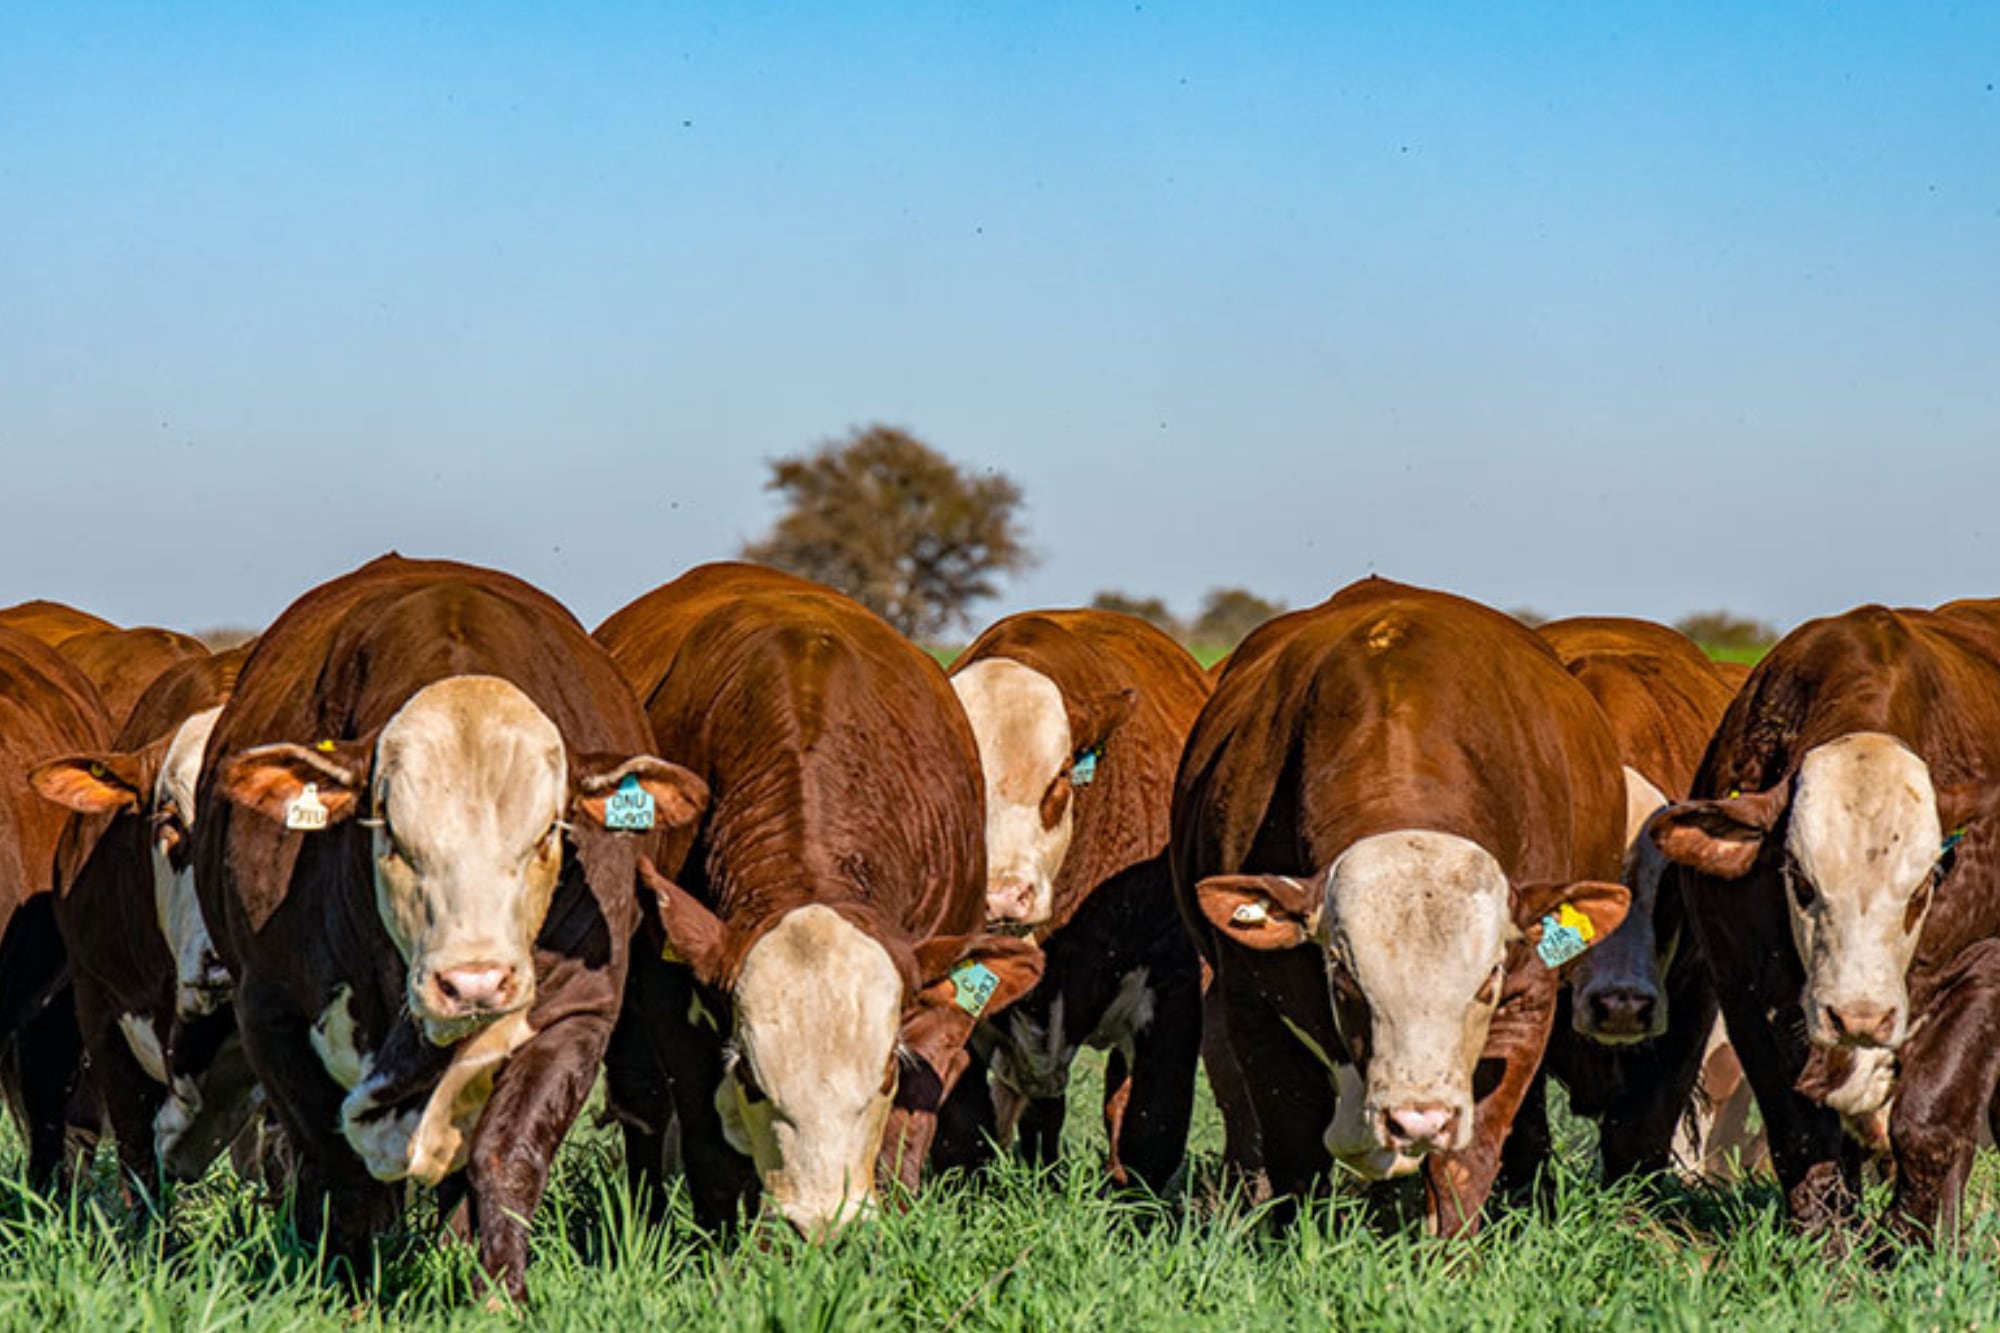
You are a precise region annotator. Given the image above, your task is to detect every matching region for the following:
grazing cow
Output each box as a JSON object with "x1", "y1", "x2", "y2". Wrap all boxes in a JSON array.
[
  {"x1": 195, "y1": 555, "x2": 704, "y2": 1300},
  {"x1": 595, "y1": 563, "x2": 1042, "y2": 1237},
  {"x1": 1510, "y1": 617, "x2": 1749, "y2": 1183},
  {"x1": 0, "y1": 600, "x2": 117, "y2": 647},
  {"x1": 936, "y1": 609, "x2": 1209, "y2": 1190},
  {"x1": 31, "y1": 648, "x2": 261, "y2": 1187},
  {"x1": 1174, "y1": 578, "x2": 1630, "y2": 1233},
  {"x1": 56, "y1": 627, "x2": 209, "y2": 729},
  {"x1": 0, "y1": 627, "x2": 114, "y2": 1188},
  {"x1": 1650, "y1": 603, "x2": 2000, "y2": 1241}
]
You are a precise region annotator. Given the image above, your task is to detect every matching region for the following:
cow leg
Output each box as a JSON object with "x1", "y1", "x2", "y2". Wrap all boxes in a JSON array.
[
  {"x1": 1216, "y1": 954, "x2": 1333, "y2": 1214},
  {"x1": 930, "y1": 1043, "x2": 1002, "y2": 1175},
  {"x1": 1109, "y1": 966, "x2": 1201, "y2": 1196},
  {"x1": 465, "y1": 1016, "x2": 611, "y2": 1304},
  {"x1": 70, "y1": 976, "x2": 167, "y2": 1196},
  {"x1": 1883, "y1": 948, "x2": 2000, "y2": 1245},
  {"x1": 17, "y1": 994, "x2": 91, "y2": 1192},
  {"x1": 1100, "y1": 1049, "x2": 1130, "y2": 1179},
  {"x1": 1200, "y1": 971, "x2": 1264, "y2": 1190},
  {"x1": 1495, "y1": 1064, "x2": 1553, "y2": 1205},
  {"x1": 1426, "y1": 970, "x2": 1560, "y2": 1237},
  {"x1": 603, "y1": 1001, "x2": 673, "y2": 1221}
]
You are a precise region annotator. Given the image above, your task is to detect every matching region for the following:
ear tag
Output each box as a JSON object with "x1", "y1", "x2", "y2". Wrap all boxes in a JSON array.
[
  {"x1": 1071, "y1": 749, "x2": 1100, "y2": 788},
  {"x1": 314, "y1": 739, "x2": 337, "y2": 754},
  {"x1": 949, "y1": 960, "x2": 1001, "y2": 1017},
  {"x1": 1943, "y1": 826, "x2": 1968, "y2": 856},
  {"x1": 1536, "y1": 902, "x2": 1597, "y2": 968},
  {"x1": 285, "y1": 783, "x2": 329, "y2": 832},
  {"x1": 1231, "y1": 901, "x2": 1270, "y2": 926},
  {"x1": 605, "y1": 774, "x2": 657, "y2": 831}
]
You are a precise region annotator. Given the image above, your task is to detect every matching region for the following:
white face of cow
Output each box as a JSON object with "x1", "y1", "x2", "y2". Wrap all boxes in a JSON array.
[
  {"x1": 719, "y1": 904, "x2": 902, "y2": 1237},
  {"x1": 1785, "y1": 733, "x2": 1941, "y2": 1050},
  {"x1": 1321, "y1": 831, "x2": 1512, "y2": 1168},
  {"x1": 951, "y1": 658, "x2": 1075, "y2": 929},
  {"x1": 369, "y1": 677, "x2": 569, "y2": 1046},
  {"x1": 1571, "y1": 768, "x2": 1672, "y2": 1043},
  {"x1": 153, "y1": 707, "x2": 229, "y2": 1019}
]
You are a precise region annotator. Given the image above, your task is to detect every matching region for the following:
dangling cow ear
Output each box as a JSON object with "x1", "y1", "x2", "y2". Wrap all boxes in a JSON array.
[
  {"x1": 1194, "y1": 874, "x2": 1321, "y2": 950},
  {"x1": 1648, "y1": 784, "x2": 1792, "y2": 880},
  {"x1": 572, "y1": 755, "x2": 709, "y2": 833},
  {"x1": 1068, "y1": 687, "x2": 1138, "y2": 755},
  {"x1": 31, "y1": 736, "x2": 171, "y2": 816},
  {"x1": 216, "y1": 738, "x2": 373, "y2": 830},
  {"x1": 897, "y1": 934, "x2": 1046, "y2": 1099},
  {"x1": 1513, "y1": 880, "x2": 1631, "y2": 969},
  {"x1": 636, "y1": 855, "x2": 729, "y2": 987}
]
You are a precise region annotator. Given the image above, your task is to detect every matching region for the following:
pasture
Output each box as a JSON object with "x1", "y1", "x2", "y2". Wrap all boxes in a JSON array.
[{"x1": 4, "y1": 1059, "x2": 1997, "y2": 1332}]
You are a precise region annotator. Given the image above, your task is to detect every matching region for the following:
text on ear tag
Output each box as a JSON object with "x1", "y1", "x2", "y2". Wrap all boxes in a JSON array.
[
  {"x1": 605, "y1": 774, "x2": 657, "y2": 831},
  {"x1": 950, "y1": 960, "x2": 1001, "y2": 1016},
  {"x1": 1071, "y1": 749, "x2": 1100, "y2": 787},
  {"x1": 286, "y1": 783, "x2": 330, "y2": 832},
  {"x1": 1536, "y1": 901, "x2": 1597, "y2": 968},
  {"x1": 1231, "y1": 901, "x2": 1269, "y2": 926}
]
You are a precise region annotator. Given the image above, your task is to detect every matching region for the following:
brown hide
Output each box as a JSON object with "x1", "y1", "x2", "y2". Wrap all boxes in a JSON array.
[
  {"x1": 953, "y1": 609, "x2": 1211, "y2": 935},
  {"x1": 0, "y1": 601, "x2": 117, "y2": 648},
  {"x1": 1538, "y1": 617, "x2": 1737, "y2": 799},
  {"x1": 0, "y1": 627, "x2": 112, "y2": 941},
  {"x1": 57, "y1": 627, "x2": 208, "y2": 730},
  {"x1": 1171, "y1": 577, "x2": 1626, "y2": 1229}
]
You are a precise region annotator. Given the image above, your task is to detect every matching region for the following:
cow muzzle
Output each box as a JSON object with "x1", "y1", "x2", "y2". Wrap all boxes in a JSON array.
[
  {"x1": 1813, "y1": 999, "x2": 1902, "y2": 1050},
  {"x1": 1576, "y1": 983, "x2": 1662, "y2": 1044},
  {"x1": 984, "y1": 874, "x2": 1048, "y2": 931},
  {"x1": 1376, "y1": 1102, "x2": 1465, "y2": 1157},
  {"x1": 413, "y1": 960, "x2": 529, "y2": 1041}
]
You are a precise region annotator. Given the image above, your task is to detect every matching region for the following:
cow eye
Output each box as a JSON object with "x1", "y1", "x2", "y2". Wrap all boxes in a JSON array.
[
  {"x1": 880, "y1": 1058, "x2": 898, "y2": 1096},
  {"x1": 1474, "y1": 964, "x2": 1504, "y2": 1008},
  {"x1": 1785, "y1": 858, "x2": 1815, "y2": 910},
  {"x1": 1039, "y1": 775, "x2": 1072, "y2": 830}
]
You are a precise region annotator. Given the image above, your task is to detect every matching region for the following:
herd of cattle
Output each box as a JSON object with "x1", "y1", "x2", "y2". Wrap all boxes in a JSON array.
[{"x1": 0, "y1": 554, "x2": 1995, "y2": 1299}]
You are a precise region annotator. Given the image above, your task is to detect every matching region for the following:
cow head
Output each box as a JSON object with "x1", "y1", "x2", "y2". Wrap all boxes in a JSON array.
[
  {"x1": 1570, "y1": 768, "x2": 1674, "y2": 1043},
  {"x1": 1651, "y1": 732, "x2": 1992, "y2": 1051},
  {"x1": 218, "y1": 675, "x2": 706, "y2": 1045},
  {"x1": 1196, "y1": 830, "x2": 1627, "y2": 1176},
  {"x1": 950, "y1": 657, "x2": 1134, "y2": 930},
  {"x1": 638, "y1": 858, "x2": 1042, "y2": 1237},
  {"x1": 31, "y1": 707, "x2": 232, "y2": 1020}
]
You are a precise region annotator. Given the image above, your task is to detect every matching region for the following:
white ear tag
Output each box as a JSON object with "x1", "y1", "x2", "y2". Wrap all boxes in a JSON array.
[
  {"x1": 286, "y1": 782, "x2": 330, "y2": 832},
  {"x1": 1231, "y1": 901, "x2": 1270, "y2": 926}
]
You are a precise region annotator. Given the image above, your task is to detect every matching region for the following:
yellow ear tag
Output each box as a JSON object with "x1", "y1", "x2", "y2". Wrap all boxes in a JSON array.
[
  {"x1": 1555, "y1": 901, "x2": 1597, "y2": 944},
  {"x1": 315, "y1": 739, "x2": 337, "y2": 753}
]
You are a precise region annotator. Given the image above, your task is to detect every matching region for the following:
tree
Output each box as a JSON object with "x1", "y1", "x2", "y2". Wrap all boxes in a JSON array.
[
  {"x1": 741, "y1": 425, "x2": 1033, "y2": 640},
  {"x1": 1190, "y1": 587, "x2": 1285, "y2": 648},
  {"x1": 1673, "y1": 610, "x2": 1779, "y2": 651},
  {"x1": 1089, "y1": 591, "x2": 1183, "y2": 639},
  {"x1": 1507, "y1": 606, "x2": 1549, "y2": 628}
]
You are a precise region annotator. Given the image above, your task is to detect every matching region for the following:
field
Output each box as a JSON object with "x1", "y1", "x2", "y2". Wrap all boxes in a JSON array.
[{"x1": 4, "y1": 1058, "x2": 1999, "y2": 1332}]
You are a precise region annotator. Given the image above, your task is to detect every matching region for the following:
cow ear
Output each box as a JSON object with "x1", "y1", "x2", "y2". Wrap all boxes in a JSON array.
[
  {"x1": 1513, "y1": 880, "x2": 1632, "y2": 968},
  {"x1": 31, "y1": 740, "x2": 167, "y2": 815},
  {"x1": 1069, "y1": 687, "x2": 1138, "y2": 754},
  {"x1": 1649, "y1": 786, "x2": 1792, "y2": 880},
  {"x1": 636, "y1": 855, "x2": 728, "y2": 986},
  {"x1": 1937, "y1": 780, "x2": 2000, "y2": 839},
  {"x1": 1194, "y1": 874, "x2": 1321, "y2": 950},
  {"x1": 898, "y1": 934, "x2": 1046, "y2": 1094},
  {"x1": 572, "y1": 754, "x2": 709, "y2": 832},
  {"x1": 216, "y1": 740, "x2": 370, "y2": 829}
]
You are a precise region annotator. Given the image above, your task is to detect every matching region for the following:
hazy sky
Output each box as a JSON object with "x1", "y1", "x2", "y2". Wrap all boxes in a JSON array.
[{"x1": 3, "y1": 3, "x2": 1995, "y2": 637}]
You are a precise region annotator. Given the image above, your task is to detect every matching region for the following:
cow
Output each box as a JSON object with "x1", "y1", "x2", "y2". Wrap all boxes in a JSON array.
[
  {"x1": 595, "y1": 563, "x2": 1042, "y2": 1237},
  {"x1": 1506, "y1": 617, "x2": 1751, "y2": 1184},
  {"x1": 56, "y1": 627, "x2": 209, "y2": 730},
  {"x1": 1173, "y1": 578, "x2": 1630, "y2": 1233},
  {"x1": 934, "y1": 609, "x2": 1209, "y2": 1191},
  {"x1": 1649, "y1": 602, "x2": 2000, "y2": 1242},
  {"x1": 31, "y1": 647, "x2": 263, "y2": 1189},
  {"x1": 0, "y1": 600, "x2": 117, "y2": 647},
  {"x1": 194, "y1": 554, "x2": 705, "y2": 1300},
  {"x1": 0, "y1": 626, "x2": 114, "y2": 1189}
]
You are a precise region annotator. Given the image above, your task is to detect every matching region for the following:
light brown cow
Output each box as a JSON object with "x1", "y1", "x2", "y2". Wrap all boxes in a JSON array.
[{"x1": 56, "y1": 627, "x2": 209, "y2": 730}]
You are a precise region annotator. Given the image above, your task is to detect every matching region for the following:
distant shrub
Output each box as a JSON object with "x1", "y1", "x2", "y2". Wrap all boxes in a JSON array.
[
  {"x1": 194, "y1": 625, "x2": 259, "y2": 651},
  {"x1": 1507, "y1": 606, "x2": 1549, "y2": 628},
  {"x1": 1674, "y1": 610, "x2": 1779, "y2": 650},
  {"x1": 1089, "y1": 591, "x2": 1183, "y2": 639},
  {"x1": 1191, "y1": 588, "x2": 1286, "y2": 649}
]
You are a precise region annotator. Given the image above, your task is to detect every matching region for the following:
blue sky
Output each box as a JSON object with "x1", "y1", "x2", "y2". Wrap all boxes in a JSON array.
[{"x1": 3, "y1": 3, "x2": 1995, "y2": 636}]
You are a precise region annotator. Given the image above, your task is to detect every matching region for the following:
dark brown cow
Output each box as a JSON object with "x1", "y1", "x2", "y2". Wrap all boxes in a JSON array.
[
  {"x1": 56, "y1": 627, "x2": 209, "y2": 730},
  {"x1": 1174, "y1": 578, "x2": 1630, "y2": 1233},
  {"x1": 1511, "y1": 617, "x2": 1747, "y2": 1182},
  {"x1": 195, "y1": 555, "x2": 703, "y2": 1299},
  {"x1": 936, "y1": 610, "x2": 1210, "y2": 1190},
  {"x1": 0, "y1": 600, "x2": 117, "y2": 647},
  {"x1": 32, "y1": 648, "x2": 259, "y2": 1187},
  {"x1": 1651, "y1": 603, "x2": 2000, "y2": 1240},
  {"x1": 0, "y1": 626, "x2": 113, "y2": 1187},
  {"x1": 596, "y1": 563, "x2": 1041, "y2": 1236}
]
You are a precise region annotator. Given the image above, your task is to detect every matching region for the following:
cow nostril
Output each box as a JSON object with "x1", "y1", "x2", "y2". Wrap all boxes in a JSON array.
[
  {"x1": 1383, "y1": 1105, "x2": 1454, "y2": 1147},
  {"x1": 1826, "y1": 1003, "x2": 1897, "y2": 1046}
]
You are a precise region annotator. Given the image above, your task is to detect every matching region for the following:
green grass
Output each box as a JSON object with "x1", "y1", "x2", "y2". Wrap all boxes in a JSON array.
[
  {"x1": 4, "y1": 1061, "x2": 2000, "y2": 1331},
  {"x1": 1700, "y1": 643, "x2": 1771, "y2": 666}
]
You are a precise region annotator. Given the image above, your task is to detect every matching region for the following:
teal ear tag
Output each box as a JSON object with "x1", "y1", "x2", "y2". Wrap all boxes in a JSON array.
[
  {"x1": 1071, "y1": 749, "x2": 1100, "y2": 788},
  {"x1": 604, "y1": 775, "x2": 656, "y2": 831},
  {"x1": 950, "y1": 960, "x2": 1000, "y2": 1016},
  {"x1": 1536, "y1": 914, "x2": 1588, "y2": 968}
]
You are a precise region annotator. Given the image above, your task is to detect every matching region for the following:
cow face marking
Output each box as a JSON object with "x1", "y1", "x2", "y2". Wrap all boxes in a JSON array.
[
  {"x1": 1786, "y1": 734, "x2": 1941, "y2": 1050},
  {"x1": 952, "y1": 659, "x2": 1074, "y2": 929},
  {"x1": 725, "y1": 904, "x2": 902, "y2": 1237},
  {"x1": 155, "y1": 708, "x2": 230, "y2": 1019},
  {"x1": 1572, "y1": 768, "x2": 1672, "y2": 1044},
  {"x1": 1322, "y1": 831, "x2": 1514, "y2": 1163},
  {"x1": 368, "y1": 677, "x2": 568, "y2": 1045}
]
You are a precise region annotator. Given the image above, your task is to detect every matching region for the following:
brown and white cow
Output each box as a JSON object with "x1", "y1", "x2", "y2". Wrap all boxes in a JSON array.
[
  {"x1": 195, "y1": 555, "x2": 704, "y2": 1300},
  {"x1": 935, "y1": 609, "x2": 1209, "y2": 1190},
  {"x1": 1513, "y1": 617, "x2": 1757, "y2": 1181},
  {"x1": 0, "y1": 625, "x2": 114, "y2": 1188},
  {"x1": 1650, "y1": 602, "x2": 2000, "y2": 1240},
  {"x1": 31, "y1": 647, "x2": 261, "y2": 1187},
  {"x1": 596, "y1": 563, "x2": 1041, "y2": 1237},
  {"x1": 1173, "y1": 578, "x2": 1630, "y2": 1232}
]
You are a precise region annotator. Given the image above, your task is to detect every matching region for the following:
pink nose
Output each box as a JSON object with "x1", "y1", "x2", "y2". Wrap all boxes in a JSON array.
[
  {"x1": 1382, "y1": 1105, "x2": 1457, "y2": 1150},
  {"x1": 1825, "y1": 1003, "x2": 1898, "y2": 1047},
  {"x1": 429, "y1": 964, "x2": 519, "y2": 1016},
  {"x1": 985, "y1": 878, "x2": 1038, "y2": 926}
]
